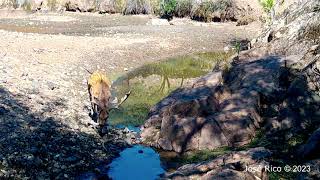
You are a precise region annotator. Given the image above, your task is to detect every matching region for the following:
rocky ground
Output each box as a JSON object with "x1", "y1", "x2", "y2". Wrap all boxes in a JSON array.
[{"x1": 0, "y1": 11, "x2": 260, "y2": 179}]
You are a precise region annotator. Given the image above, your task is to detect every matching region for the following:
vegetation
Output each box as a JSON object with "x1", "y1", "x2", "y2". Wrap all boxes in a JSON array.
[
  {"x1": 150, "y1": 0, "x2": 161, "y2": 14},
  {"x1": 304, "y1": 24, "x2": 320, "y2": 44},
  {"x1": 21, "y1": 0, "x2": 32, "y2": 11},
  {"x1": 174, "y1": 0, "x2": 192, "y2": 17},
  {"x1": 123, "y1": 0, "x2": 153, "y2": 14},
  {"x1": 48, "y1": 0, "x2": 58, "y2": 11},
  {"x1": 163, "y1": 146, "x2": 231, "y2": 167},
  {"x1": 191, "y1": 0, "x2": 233, "y2": 22},
  {"x1": 259, "y1": 0, "x2": 274, "y2": 13},
  {"x1": 4, "y1": 0, "x2": 239, "y2": 23},
  {"x1": 160, "y1": 0, "x2": 177, "y2": 19},
  {"x1": 8, "y1": 0, "x2": 18, "y2": 9}
]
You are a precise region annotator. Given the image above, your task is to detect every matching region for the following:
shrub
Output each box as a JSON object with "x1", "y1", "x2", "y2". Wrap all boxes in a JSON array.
[
  {"x1": 259, "y1": 0, "x2": 274, "y2": 13},
  {"x1": 304, "y1": 24, "x2": 320, "y2": 44},
  {"x1": 8, "y1": 0, "x2": 19, "y2": 9},
  {"x1": 160, "y1": 0, "x2": 176, "y2": 19},
  {"x1": 150, "y1": 0, "x2": 161, "y2": 14},
  {"x1": 21, "y1": 0, "x2": 32, "y2": 11},
  {"x1": 123, "y1": 0, "x2": 153, "y2": 14},
  {"x1": 97, "y1": 0, "x2": 119, "y2": 13},
  {"x1": 47, "y1": 0, "x2": 58, "y2": 11},
  {"x1": 191, "y1": 0, "x2": 233, "y2": 22},
  {"x1": 174, "y1": 0, "x2": 192, "y2": 17}
]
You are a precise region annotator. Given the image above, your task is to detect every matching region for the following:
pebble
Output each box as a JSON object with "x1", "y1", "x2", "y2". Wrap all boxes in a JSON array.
[{"x1": 0, "y1": 106, "x2": 9, "y2": 115}]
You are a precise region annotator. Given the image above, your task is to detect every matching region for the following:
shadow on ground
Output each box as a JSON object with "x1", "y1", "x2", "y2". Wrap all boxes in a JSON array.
[{"x1": 0, "y1": 86, "x2": 124, "y2": 179}]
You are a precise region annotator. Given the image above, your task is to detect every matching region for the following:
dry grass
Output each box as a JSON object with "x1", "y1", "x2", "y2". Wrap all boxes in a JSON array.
[
  {"x1": 191, "y1": 0, "x2": 233, "y2": 22},
  {"x1": 123, "y1": 0, "x2": 153, "y2": 14},
  {"x1": 174, "y1": 0, "x2": 192, "y2": 17}
]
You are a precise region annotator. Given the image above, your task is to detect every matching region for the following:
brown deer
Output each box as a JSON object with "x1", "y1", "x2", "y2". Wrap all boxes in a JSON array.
[{"x1": 86, "y1": 70, "x2": 130, "y2": 128}]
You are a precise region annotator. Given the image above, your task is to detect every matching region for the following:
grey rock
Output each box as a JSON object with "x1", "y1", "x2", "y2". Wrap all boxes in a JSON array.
[
  {"x1": 164, "y1": 147, "x2": 271, "y2": 180},
  {"x1": 0, "y1": 106, "x2": 9, "y2": 115}
]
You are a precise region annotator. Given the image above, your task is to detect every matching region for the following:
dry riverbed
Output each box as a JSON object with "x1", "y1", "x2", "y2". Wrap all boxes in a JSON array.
[{"x1": 0, "y1": 11, "x2": 261, "y2": 178}]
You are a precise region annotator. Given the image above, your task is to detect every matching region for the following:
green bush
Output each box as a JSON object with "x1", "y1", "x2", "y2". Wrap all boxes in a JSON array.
[
  {"x1": 160, "y1": 0, "x2": 177, "y2": 19},
  {"x1": 123, "y1": 0, "x2": 153, "y2": 14},
  {"x1": 259, "y1": 0, "x2": 274, "y2": 13}
]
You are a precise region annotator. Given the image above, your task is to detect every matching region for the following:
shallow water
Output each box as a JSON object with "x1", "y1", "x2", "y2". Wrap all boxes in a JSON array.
[
  {"x1": 108, "y1": 145, "x2": 165, "y2": 180},
  {"x1": 109, "y1": 51, "x2": 232, "y2": 126}
]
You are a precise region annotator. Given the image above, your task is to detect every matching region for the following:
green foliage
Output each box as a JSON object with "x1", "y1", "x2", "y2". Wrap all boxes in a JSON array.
[
  {"x1": 178, "y1": 147, "x2": 231, "y2": 164},
  {"x1": 160, "y1": 0, "x2": 177, "y2": 17},
  {"x1": 259, "y1": 0, "x2": 274, "y2": 13},
  {"x1": 234, "y1": 41, "x2": 241, "y2": 55},
  {"x1": 161, "y1": 146, "x2": 231, "y2": 168}
]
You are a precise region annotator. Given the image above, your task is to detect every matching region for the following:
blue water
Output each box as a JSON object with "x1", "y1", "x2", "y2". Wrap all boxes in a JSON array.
[{"x1": 108, "y1": 145, "x2": 165, "y2": 180}]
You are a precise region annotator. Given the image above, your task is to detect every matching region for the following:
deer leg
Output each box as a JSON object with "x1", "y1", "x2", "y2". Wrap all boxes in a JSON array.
[
  {"x1": 180, "y1": 77, "x2": 184, "y2": 86},
  {"x1": 159, "y1": 76, "x2": 165, "y2": 92},
  {"x1": 166, "y1": 77, "x2": 170, "y2": 89},
  {"x1": 88, "y1": 84, "x2": 98, "y2": 121}
]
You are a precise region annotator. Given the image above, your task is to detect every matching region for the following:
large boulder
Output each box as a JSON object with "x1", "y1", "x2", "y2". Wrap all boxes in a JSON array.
[
  {"x1": 141, "y1": 55, "x2": 286, "y2": 153},
  {"x1": 163, "y1": 147, "x2": 271, "y2": 180}
]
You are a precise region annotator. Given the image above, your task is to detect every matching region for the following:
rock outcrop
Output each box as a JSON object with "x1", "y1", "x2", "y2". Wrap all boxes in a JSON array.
[
  {"x1": 141, "y1": 0, "x2": 320, "y2": 153},
  {"x1": 163, "y1": 147, "x2": 271, "y2": 180},
  {"x1": 141, "y1": 55, "x2": 288, "y2": 152}
]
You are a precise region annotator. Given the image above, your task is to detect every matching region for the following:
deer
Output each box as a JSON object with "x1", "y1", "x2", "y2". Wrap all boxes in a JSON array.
[{"x1": 86, "y1": 70, "x2": 130, "y2": 130}]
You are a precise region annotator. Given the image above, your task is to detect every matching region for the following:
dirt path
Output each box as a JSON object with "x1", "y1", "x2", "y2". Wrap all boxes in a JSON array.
[{"x1": 0, "y1": 11, "x2": 262, "y2": 178}]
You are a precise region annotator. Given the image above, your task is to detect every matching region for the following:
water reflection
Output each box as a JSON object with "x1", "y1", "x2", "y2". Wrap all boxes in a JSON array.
[
  {"x1": 109, "y1": 52, "x2": 232, "y2": 126},
  {"x1": 108, "y1": 145, "x2": 165, "y2": 180},
  {"x1": 113, "y1": 52, "x2": 230, "y2": 90}
]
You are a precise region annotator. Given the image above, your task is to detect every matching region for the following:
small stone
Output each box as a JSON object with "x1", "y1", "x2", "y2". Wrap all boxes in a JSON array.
[
  {"x1": 65, "y1": 156, "x2": 78, "y2": 162},
  {"x1": 0, "y1": 106, "x2": 9, "y2": 115}
]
